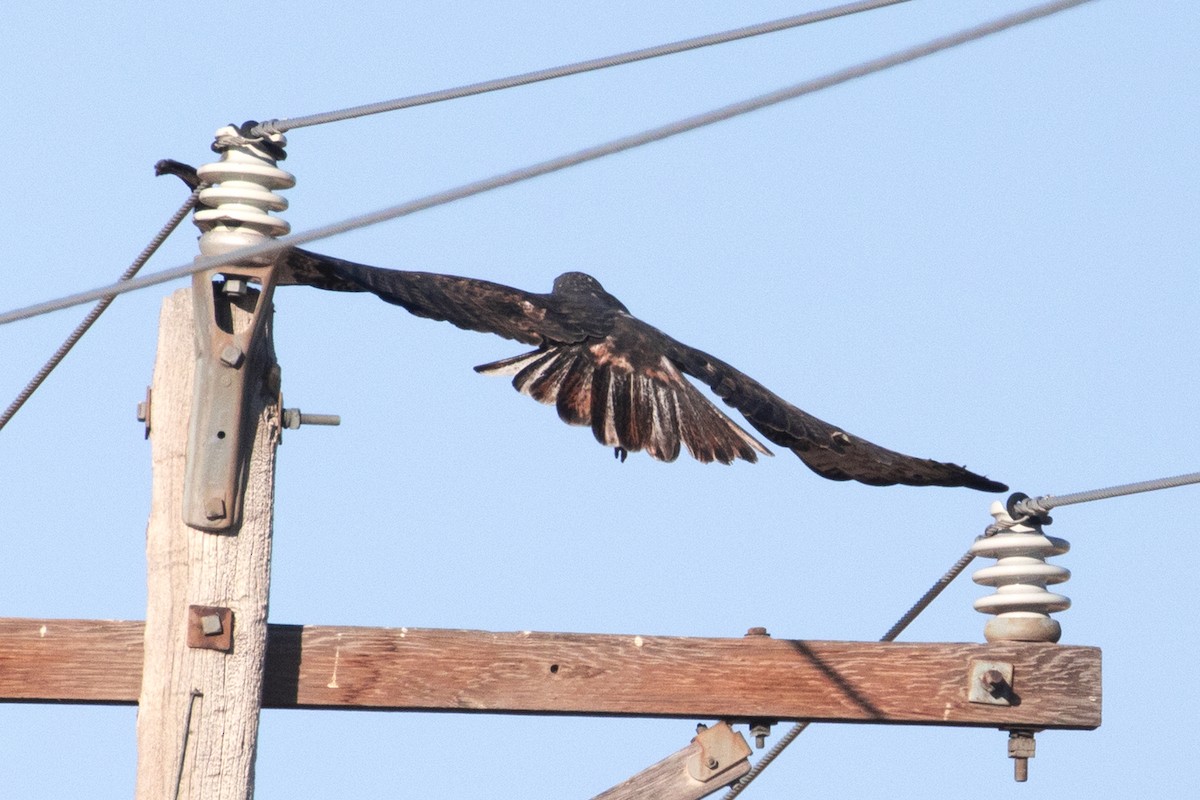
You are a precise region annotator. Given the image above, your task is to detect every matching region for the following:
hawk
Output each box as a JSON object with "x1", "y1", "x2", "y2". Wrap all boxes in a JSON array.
[
  {"x1": 156, "y1": 159, "x2": 1004, "y2": 491},
  {"x1": 280, "y1": 248, "x2": 1006, "y2": 492}
]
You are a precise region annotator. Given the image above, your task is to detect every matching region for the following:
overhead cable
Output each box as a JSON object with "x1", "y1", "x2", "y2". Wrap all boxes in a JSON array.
[
  {"x1": 0, "y1": 0, "x2": 1096, "y2": 328},
  {"x1": 0, "y1": 186, "x2": 204, "y2": 431},
  {"x1": 249, "y1": 0, "x2": 913, "y2": 137},
  {"x1": 1010, "y1": 471, "x2": 1200, "y2": 518},
  {"x1": 983, "y1": 470, "x2": 1200, "y2": 534}
]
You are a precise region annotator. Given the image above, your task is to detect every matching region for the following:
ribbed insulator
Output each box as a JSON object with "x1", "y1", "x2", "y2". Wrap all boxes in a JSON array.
[
  {"x1": 970, "y1": 501, "x2": 1071, "y2": 642},
  {"x1": 193, "y1": 125, "x2": 296, "y2": 260}
]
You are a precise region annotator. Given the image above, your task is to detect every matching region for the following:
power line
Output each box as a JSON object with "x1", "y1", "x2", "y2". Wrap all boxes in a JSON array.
[
  {"x1": 982, "y1": 470, "x2": 1200, "y2": 534},
  {"x1": 1011, "y1": 471, "x2": 1200, "y2": 517},
  {"x1": 0, "y1": 186, "x2": 203, "y2": 432},
  {"x1": 0, "y1": 0, "x2": 1097, "y2": 329},
  {"x1": 249, "y1": 0, "x2": 913, "y2": 137}
]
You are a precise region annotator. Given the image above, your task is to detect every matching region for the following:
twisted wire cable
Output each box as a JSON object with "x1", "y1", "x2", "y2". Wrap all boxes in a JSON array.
[{"x1": 0, "y1": 186, "x2": 204, "y2": 431}]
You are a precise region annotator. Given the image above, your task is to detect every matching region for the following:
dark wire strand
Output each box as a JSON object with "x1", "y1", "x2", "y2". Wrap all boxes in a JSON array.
[
  {"x1": 1013, "y1": 471, "x2": 1200, "y2": 516},
  {"x1": 0, "y1": 0, "x2": 1096, "y2": 329},
  {"x1": 0, "y1": 186, "x2": 204, "y2": 433},
  {"x1": 721, "y1": 549, "x2": 978, "y2": 799},
  {"x1": 249, "y1": 0, "x2": 913, "y2": 137}
]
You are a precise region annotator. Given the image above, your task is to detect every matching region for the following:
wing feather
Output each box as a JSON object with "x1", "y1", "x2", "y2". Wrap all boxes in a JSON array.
[
  {"x1": 284, "y1": 250, "x2": 607, "y2": 346},
  {"x1": 477, "y1": 341, "x2": 767, "y2": 465},
  {"x1": 664, "y1": 338, "x2": 1007, "y2": 491}
]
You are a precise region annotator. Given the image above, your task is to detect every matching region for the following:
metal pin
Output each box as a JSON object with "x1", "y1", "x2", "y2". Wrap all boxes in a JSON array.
[
  {"x1": 282, "y1": 408, "x2": 341, "y2": 429},
  {"x1": 173, "y1": 690, "x2": 204, "y2": 799}
]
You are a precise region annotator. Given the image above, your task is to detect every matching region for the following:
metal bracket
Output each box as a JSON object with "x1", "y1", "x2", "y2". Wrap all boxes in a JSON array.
[
  {"x1": 968, "y1": 659, "x2": 1015, "y2": 706},
  {"x1": 187, "y1": 605, "x2": 234, "y2": 652},
  {"x1": 181, "y1": 124, "x2": 293, "y2": 533},
  {"x1": 181, "y1": 263, "x2": 279, "y2": 532},
  {"x1": 686, "y1": 722, "x2": 753, "y2": 783}
]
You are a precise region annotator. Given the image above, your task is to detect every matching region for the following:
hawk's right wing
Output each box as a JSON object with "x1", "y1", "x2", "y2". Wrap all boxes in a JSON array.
[{"x1": 282, "y1": 249, "x2": 609, "y2": 346}]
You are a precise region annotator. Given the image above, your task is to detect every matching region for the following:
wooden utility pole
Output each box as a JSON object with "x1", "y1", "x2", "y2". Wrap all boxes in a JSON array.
[
  {"x1": 134, "y1": 286, "x2": 279, "y2": 799},
  {"x1": 0, "y1": 132, "x2": 1103, "y2": 796}
]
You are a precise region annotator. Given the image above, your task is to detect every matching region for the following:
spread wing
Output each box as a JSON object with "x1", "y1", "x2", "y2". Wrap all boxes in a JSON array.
[
  {"x1": 663, "y1": 338, "x2": 1007, "y2": 491},
  {"x1": 282, "y1": 249, "x2": 607, "y2": 345},
  {"x1": 282, "y1": 249, "x2": 1005, "y2": 491}
]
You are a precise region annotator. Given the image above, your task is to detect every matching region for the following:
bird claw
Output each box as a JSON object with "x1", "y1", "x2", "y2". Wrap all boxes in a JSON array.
[{"x1": 614, "y1": 447, "x2": 628, "y2": 463}]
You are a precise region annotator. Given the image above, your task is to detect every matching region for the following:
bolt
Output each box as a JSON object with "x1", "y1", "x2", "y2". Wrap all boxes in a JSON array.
[
  {"x1": 749, "y1": 721, "x2": 773, "y2": 749},
  {"x1": 204, "y1": 497, "x2": 227, "y2": 521},
  {"x1": 222, "y1": 277, "x2": 248, "y2": 296},
  {"x1": 136, "y1": 387, "x2": 152, "y2": 439},
  {"x1": 282, "y1": 409, "x2": 342, "y2": 430},
  {"x1": 981, "y1": 669, "x2": 1008, "y2": 696},
  {"x1": 219, "y1": 344, "x2": 244, "y2": 368},
  {"x1": 744, "y1": 627, "x2": 770, "y2": 637},
  {"x1": 705, "y1": 757, "x2": 719, "y2": 770},
  {"x1": 200, "y1": 614, "x2": 224, "y2": 636},
  {"x1": 1007, "y1": 730, "x2": 1036, "y2": 783}
]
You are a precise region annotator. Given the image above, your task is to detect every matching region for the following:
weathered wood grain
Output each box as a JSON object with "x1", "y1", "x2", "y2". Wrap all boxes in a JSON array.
[
  {"x1": 134, "y1": 288, "x2": 279, "y2": 800},
  {"x1": 0, "y1": 618, "x2": 143, "y2": 702},
  {"x1": 590, "y1": 722, "x2": 751, "y2": 800},
  {"x1": 0, "y1": 618, "x2": 1101, "y2": 729}
]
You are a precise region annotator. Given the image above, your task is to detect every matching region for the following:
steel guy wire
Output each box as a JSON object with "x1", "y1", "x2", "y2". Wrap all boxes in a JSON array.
[
  {"x1": 0, "y1": 185, "x2": 204, "y2": 432},
  {"x1": 0, "y1": 0, "x2": 1096, "y2": 329},
  {"x1": 731, "y1": 465, "x2": 1200, "y2": 796},
  {"x1": 721, "y1": 549, "x2": 980, "y2": 799},
  {"x1": 249, "y1": 0, "x2": 913, "y2": 137}
]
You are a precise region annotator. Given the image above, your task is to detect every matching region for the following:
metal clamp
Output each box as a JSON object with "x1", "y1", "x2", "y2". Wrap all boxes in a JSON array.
[{"x1": 686, "y1": 722, "x2": 752, "y2": 783}]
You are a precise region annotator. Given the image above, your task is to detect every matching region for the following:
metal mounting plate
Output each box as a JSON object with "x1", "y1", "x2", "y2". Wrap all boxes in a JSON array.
[{"x1": 968, "y1": 659, "x2": 1015, "y2": 706}]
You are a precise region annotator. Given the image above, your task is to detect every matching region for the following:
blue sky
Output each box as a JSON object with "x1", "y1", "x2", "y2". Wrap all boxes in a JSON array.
[{"x1": 2, "y1": 1, "x2": 1197, "y2": 797}]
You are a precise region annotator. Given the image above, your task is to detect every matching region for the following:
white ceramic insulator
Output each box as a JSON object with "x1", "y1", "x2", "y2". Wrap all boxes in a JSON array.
[
  {"x1": 194, "y1": 125, "x2": 296, "y2": 260},
  {"x1": 970, "y1": 501, "x2": 1071, "y2": 642}
]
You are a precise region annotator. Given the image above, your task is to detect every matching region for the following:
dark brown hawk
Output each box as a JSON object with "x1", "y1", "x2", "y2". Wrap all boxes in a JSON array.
[{"x1": 280, "y1": 248, "x2": 1006, "y2": 492}]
